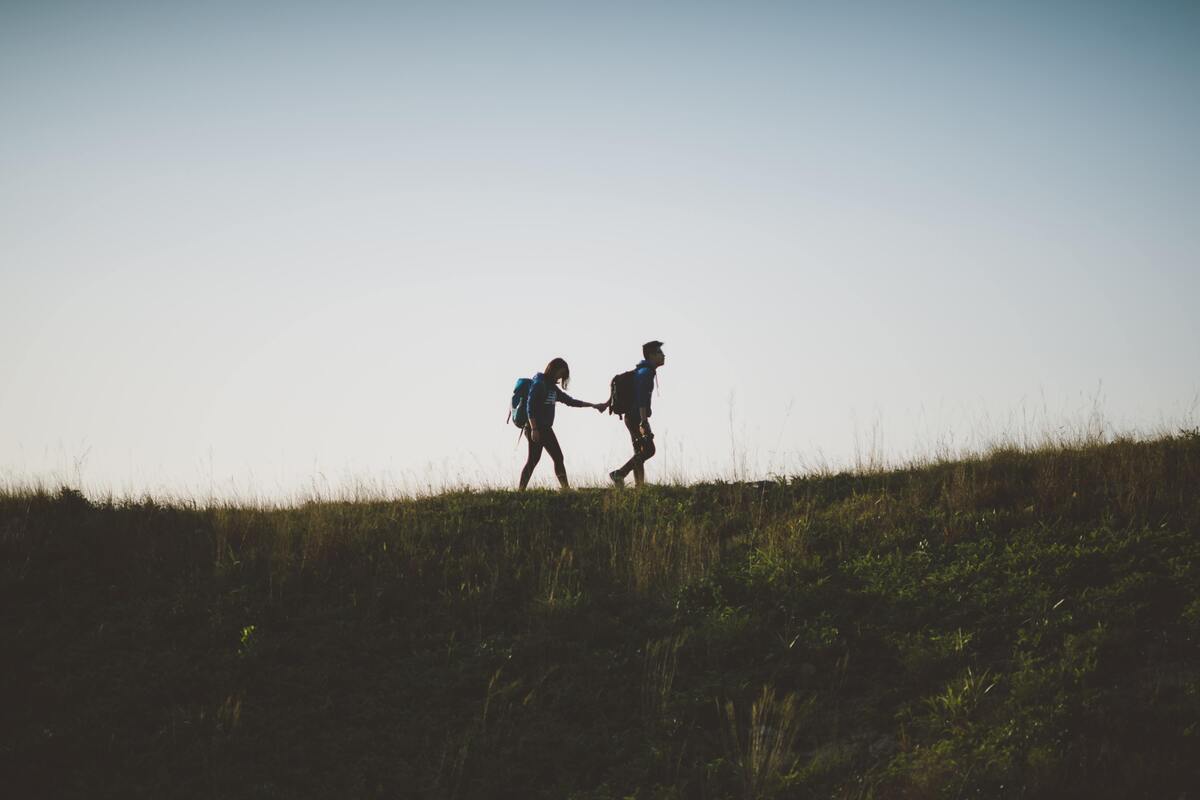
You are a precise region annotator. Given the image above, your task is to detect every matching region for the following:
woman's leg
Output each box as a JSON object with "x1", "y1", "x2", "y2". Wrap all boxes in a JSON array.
[
  {"x1": 519, "y1": 428, "x2": 543, "y2": 490},
  {"x1": 541, "y1": 428, "x2": 569, "y2": 489}
]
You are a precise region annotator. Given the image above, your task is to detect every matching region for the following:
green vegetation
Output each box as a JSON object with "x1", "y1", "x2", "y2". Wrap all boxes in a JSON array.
[{"x1": 3, "y1": 434, "x2": 1199, "y2": 798}]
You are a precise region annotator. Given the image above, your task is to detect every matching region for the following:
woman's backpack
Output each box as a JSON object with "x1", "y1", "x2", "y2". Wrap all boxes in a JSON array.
[{"x1": 509, "y1": 378, "x2": 533, "y2": 427}]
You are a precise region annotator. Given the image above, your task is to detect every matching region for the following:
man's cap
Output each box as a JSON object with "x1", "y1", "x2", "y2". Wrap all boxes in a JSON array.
[{"x1": 644, "y1": 340, "x2": 664, "y2": 351}]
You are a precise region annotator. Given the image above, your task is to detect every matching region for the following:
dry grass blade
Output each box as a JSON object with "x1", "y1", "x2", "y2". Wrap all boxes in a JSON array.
[{"x1": 722, "y1": 686, "x2": 808, "y2": 798}]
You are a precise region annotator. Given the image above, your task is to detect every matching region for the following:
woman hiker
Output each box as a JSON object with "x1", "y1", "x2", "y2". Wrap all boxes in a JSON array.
[{"x1": 519, "y1": 357, "x2": 607, "y2": 490}]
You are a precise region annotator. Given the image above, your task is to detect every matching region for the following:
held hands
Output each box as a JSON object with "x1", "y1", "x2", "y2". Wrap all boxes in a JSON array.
[{"x1": 593, "y1": 401, "x2": 609, "y2": 413}]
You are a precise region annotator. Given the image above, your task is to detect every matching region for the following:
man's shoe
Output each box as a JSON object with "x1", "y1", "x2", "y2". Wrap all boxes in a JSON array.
[{"x1": 608, "y1": 470, "x2": 625, "y2": 488}]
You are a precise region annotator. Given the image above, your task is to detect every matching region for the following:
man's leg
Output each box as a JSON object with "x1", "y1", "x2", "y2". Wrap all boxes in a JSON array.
[
  {"x1": 614, "y1": 416, "x2": 645, "y2": 483},
  {"x1": 633, "y1": 424, "x2": 655, "y2": 486}
]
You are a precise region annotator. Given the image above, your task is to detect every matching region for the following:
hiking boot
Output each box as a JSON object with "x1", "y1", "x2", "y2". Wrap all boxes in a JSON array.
[{"x1": 608, "y1": 470, "x2": 625, "y2": 488}]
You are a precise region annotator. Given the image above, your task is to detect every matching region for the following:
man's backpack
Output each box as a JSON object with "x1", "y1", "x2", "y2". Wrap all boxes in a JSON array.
[
  {"x1": 607, "y1": 370, "x2": 637, "y2": 418},
  {"x1": 509, "y1": 378, "x2": 533, "y2": 428}
]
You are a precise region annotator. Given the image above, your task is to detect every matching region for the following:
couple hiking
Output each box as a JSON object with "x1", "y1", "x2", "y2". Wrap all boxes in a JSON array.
[{"x1": 511, "y1": 340, "x2": 666, "y2": 491}]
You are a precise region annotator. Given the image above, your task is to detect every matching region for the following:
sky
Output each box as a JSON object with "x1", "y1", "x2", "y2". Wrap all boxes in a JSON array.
[{"x1": 2, "y1": 0, "x2": 1198, "y2": 498}]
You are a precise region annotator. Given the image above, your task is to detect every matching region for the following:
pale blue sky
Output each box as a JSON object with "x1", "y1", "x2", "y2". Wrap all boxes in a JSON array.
[{"x1": 2, "y1": 1, "x2": 1198, "y2": 496}]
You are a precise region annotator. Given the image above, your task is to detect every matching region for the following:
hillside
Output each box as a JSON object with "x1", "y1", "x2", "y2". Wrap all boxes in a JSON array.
[{"x1": 3, "y1": 434, "x2": 1199, "y2": 799}]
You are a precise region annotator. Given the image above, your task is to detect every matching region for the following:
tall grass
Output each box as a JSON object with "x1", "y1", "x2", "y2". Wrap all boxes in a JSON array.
[{"x1": 1, "y1": 430, "x2": 1198, "y2": 798}]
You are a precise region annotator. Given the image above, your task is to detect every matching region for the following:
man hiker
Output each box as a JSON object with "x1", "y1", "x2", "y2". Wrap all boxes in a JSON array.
[{"x1": 609, "y1": 340, "x2": 665, "y2": 488}]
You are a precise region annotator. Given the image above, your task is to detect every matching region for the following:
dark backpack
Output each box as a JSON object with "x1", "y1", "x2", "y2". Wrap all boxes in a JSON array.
[
  {"x1": 607, "y1": 370, "x2": 637, "y2": 418},
  {"x1": 509, "y1": 378, "x2": 533, "y2": 428}
]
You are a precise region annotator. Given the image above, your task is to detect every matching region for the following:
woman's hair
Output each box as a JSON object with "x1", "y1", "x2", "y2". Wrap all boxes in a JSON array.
[{"x1": 543, "y1": 357, "x2": 570, "y2": 389}]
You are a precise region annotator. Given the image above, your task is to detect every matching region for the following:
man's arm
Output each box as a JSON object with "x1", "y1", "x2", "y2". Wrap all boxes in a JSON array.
[{"x1": 635, "y1": 370, "x2": 654, "y2": 426}]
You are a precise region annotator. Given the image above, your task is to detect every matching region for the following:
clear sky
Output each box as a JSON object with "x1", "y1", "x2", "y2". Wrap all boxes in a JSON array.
[{"x1": 3, "y1": 0, "x2": 1198, "y2": 498}]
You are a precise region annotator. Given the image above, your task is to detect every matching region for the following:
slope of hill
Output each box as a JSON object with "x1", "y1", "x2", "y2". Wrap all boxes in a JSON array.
[{"x1": 3, "y1": 434, "x2": 1199, "y2": 798}]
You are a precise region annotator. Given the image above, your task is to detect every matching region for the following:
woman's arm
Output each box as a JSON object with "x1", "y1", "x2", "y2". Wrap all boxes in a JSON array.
[
  {"x1": 557, "y1": 390, "x2": 605, "y2": 411},
  {"x1": 527, "y1": 380, "x2": 546, "y2": 439}
]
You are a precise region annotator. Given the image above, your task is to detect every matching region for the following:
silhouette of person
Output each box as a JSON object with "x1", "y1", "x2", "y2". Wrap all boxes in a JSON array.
[
  {"x1": 609, "y1": 341, "x2": 665, "y2": 487},
  {"x1": 520, "y1": 357, "x2": 606, "y2": 490}
]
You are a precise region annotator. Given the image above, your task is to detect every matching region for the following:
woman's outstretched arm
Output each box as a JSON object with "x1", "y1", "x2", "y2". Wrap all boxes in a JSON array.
[{"x1": 557, "y1": 390, "x2": 606, "y2": 411}]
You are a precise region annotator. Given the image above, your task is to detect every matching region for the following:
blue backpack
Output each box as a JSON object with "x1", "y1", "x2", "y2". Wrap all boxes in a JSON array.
[{"x1": 509, "y1": 378, "x2": 533, "y2": 428}]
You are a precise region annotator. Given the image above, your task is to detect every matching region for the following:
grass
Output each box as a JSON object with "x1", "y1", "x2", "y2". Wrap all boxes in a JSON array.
[{"x1": 2, "y1": 431, "x2": 1199, "y2": 798}]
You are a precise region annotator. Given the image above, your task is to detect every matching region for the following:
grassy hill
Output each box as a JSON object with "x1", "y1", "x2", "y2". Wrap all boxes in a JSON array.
[{"x1": 3, "y1": 434, "x2": 1199, "y2": 799}]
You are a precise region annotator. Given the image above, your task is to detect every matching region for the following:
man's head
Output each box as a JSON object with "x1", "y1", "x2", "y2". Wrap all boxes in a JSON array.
[{"x1": 643, "y1": 340, "x2": 665, "y2": 367}]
